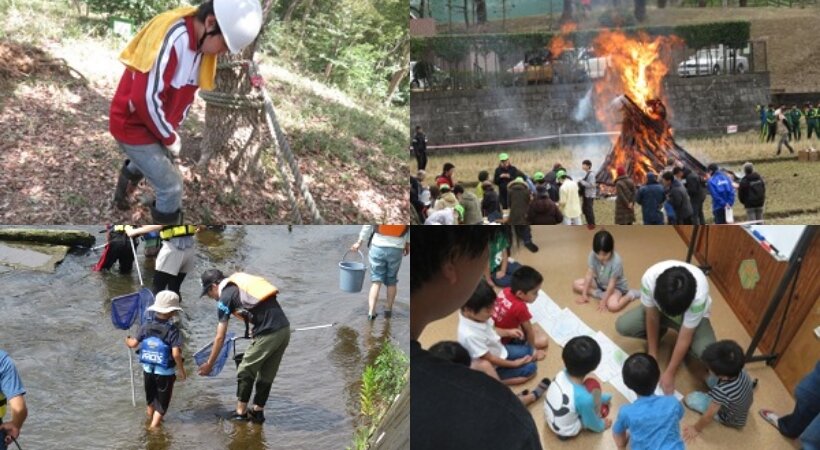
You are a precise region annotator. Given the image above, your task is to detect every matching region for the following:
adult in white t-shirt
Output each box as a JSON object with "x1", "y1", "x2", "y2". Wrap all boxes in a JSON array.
[{"x1": 615, "y1": 260, "x2": 716, "y2": 395}]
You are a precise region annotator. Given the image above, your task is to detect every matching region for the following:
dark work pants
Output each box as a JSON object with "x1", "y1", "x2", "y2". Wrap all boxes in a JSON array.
[
  {"x1": 415, "y1": 151, "x2": 427, "y2": 171},
  {"x1": 152, "y1": 271, "x2": 187, "y2": 301},
  {"x1": 582, "y1": 197, "x2": 595, "y2": 225}
]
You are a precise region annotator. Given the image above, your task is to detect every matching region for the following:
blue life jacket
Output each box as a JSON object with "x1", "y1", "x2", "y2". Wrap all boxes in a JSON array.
[{"x1": 139, "y1": 322, "x2": 174, "y2": 370}]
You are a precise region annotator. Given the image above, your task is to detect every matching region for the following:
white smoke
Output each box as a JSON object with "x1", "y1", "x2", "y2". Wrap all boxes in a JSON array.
[{"x1": 572, "y1": 87, "x2": 594, "y2": 122}]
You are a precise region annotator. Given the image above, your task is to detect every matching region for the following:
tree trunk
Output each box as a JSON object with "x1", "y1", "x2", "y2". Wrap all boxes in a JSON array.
[
  {"x1": 475, "y1": 0, "x2": 487, "y2": 23},
  {"x1": 384, "y1": 68, "x2": 408, "y2": 105},
  {"x1": 283, "y1": 0, "x2": 305, "y2": 22},
  {"x1": 635, "y1": 0, "x2": 647, "y2": 21},
  {"x1": 199, "y1": 49, "x2": 270, "y2": 181},
  {"x1": 463, "y1": 0, "x2": 470, "y2": 28},
  {"x1": 420, "y1": 0, "x2": 427, "y2": 17},
  {"x1": 0, "y1": 228, "x2": 95, "y2": 247},
  {"x1": 658, "y1": 0, "x2": 668, "y2": 8},
  {"x1": 561, "y1": 0, "x2": 573, "y2": 23},
  {"x1": 199, "y1": 0, "x2": 278, "y2": 180},
  {"x1": 739, "y1": 0, "x2": 747, "y2": 5}
]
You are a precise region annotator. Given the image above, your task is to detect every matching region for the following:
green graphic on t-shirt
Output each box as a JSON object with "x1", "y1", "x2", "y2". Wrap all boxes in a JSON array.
[
  {"x1": 739, "y1": 259, "x2": 760, "y2": 290},
  {"x1": 489, "y1": 233, "x2": 509, "y2": 273}
]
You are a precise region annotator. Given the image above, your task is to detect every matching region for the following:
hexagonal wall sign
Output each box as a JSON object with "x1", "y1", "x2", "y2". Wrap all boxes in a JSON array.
[{"x1": 739, "y1": 259, "x2": 760, "y2": 290}]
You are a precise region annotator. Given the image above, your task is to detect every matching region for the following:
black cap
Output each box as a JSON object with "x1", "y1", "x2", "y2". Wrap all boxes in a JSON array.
[{"x1": 200, "y1": 269, "x2": 225, "y2": 297}]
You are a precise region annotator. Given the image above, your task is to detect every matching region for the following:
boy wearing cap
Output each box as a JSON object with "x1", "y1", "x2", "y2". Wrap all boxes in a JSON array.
[
  {"x1": 125, "y1": 290, "x2": 186, "y2": 429},
  {"x1": 199, "y1": 269, "x2": 290, "y2": 423},
  {"x1": 558, "y1": 170, "x2": 583, "y2": 225},
  {"x1": 494, "y1": 153, "x2": 521, "y2": 210}
]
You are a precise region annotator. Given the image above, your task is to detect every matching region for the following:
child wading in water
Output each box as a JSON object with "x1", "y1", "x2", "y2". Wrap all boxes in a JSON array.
[{"x1": 125, "y1": 291, "x2": 186, "y2": 429}]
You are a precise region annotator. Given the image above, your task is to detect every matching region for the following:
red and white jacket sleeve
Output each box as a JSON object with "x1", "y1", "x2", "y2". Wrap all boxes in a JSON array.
[{"x1": 128, "y1": 28, "x2": 184, "y2": 147}]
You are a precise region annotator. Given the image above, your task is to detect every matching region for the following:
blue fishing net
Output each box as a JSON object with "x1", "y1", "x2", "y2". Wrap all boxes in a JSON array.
[
  {"x1": 193, "y1": 332, "x2": 236, "y2": 377},
  {"x1": 111, "y1": 288, "x2": 154, "y2": 330}
]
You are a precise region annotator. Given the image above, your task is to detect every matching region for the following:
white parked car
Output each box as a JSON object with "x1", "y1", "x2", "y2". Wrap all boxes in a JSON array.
[
  {"x1": 575, "y1": 47, "x2": 611, "y2": 79},
  {"x1": 677, "y1": 48, "x2": 748, "y2": 77}
]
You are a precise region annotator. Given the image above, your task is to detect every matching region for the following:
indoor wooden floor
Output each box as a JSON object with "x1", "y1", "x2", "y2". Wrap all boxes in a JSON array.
[{"x1": 419, "y1": 226, "x2": 800, "y2": 450}]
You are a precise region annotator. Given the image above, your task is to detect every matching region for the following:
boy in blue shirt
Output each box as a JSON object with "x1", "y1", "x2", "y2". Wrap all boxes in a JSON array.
[
  {"x1": 613, "y1": 353, "x2": 684, "y2": 450},
  {"x1": 125, "y1": 290, "x2": 186, "y2": 429}
]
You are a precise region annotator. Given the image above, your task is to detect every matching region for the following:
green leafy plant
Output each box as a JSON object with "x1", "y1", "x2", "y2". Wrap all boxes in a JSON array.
[
  {"x1": 82, "y1": 0, "x2": 181, "y2": 27},
  {"x1": 348, "y1": 341, "x2": 409, "y2": 450}
]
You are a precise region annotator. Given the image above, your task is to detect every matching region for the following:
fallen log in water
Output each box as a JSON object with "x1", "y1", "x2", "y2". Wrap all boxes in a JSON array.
[{"x1": 0, "y1": 228, "x2": 95, "y2": 247}]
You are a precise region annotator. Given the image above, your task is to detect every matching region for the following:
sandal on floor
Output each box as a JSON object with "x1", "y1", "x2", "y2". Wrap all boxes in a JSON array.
[{"x1": 759, "y1": 409, "x2": 780, "y2": 430}]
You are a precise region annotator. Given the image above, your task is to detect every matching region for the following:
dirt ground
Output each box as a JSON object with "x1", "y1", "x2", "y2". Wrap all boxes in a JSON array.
[{"x1": 0, "y1": 38, "x2": 406, "y2": 224}]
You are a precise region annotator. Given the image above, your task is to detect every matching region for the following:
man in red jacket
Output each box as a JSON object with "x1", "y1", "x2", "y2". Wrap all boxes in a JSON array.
[{"x1": 110, "y1": 0, "x2": 263, "y2": 223}]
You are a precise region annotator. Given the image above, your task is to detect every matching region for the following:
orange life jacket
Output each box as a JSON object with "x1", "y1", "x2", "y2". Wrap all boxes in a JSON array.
[{"x1": 378, "y1": 225, "x2": 408, "y2": 237}]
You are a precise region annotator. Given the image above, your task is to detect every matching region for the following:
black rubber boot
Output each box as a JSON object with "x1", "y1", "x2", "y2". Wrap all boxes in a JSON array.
[
  {"x1": 150, "y1": 205, "x2": 182, "y2": 225},
  {"x1": 113, "y1": 160, "x2": 143, "y2": 211}
]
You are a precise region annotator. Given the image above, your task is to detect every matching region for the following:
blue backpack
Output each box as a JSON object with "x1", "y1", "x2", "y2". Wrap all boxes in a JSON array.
[{"x1": 139, "y1": 323, "x2": 174, "y2": 369}]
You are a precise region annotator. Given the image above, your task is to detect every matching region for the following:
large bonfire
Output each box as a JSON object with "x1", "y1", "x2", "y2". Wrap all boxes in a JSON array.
[{"x1": 589, "y1": 30, "x2": 707, "y2": 186}]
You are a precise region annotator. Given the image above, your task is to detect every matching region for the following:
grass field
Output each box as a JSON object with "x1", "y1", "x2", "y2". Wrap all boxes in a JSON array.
[{"x1": 425, "y1": 131, "x2": 820, "y2": 224}]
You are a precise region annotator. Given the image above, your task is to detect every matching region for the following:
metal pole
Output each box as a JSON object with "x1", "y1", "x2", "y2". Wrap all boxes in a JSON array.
[
  {"x1": 685, "y1": 225, "x2": 700, "y2": 264},
  {"x1": 128, "y1": 348, "x2": 136, "y2": 407},
  {"x1": 745, "y1": 226, "x2": 817, "y2": 363}
]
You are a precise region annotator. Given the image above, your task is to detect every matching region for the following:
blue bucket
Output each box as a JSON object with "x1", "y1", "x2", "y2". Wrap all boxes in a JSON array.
[{"x1": 339, "y1": 250, "x2": 367, "y2": 293}]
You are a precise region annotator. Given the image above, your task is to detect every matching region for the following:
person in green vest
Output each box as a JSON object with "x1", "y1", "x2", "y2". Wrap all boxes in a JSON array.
[
  {"x1": 765, "y1": 104, "x2": 777, "y2": 143},
  {"x1": 789, "y1": 105, "x2": 802, "y2": 142},
  {"x1": 808, "y1": 103, "x2": 820, "y2": 140},
  {"x1": 756, "y1": 105, "x2": 767, "y2": 143}
]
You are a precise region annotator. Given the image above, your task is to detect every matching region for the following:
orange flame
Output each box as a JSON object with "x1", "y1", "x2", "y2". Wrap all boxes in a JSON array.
[
  {"x1": 592, "y1": 31, "x2": 681, "y2": 127},
  {"x1": 548, "y1": 22, "x2": 577, "y2": 59}
]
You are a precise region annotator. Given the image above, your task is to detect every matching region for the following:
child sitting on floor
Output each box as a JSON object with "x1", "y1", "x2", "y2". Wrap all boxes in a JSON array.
[
  {"x1": 429, "y1": 339, "x2": 550, "y2": 407},
  {"x1": 544, "y1": 336, "x2": 612, "y2": 439},
  {"x1": 573, "y1": 230, "x2": 638, "y2": 312},
  {"x1": 613, "y1": 353, "x2": 684, "y2": 450},
  {"x1": 492, "y1": 266, "x2": 549, "y2": 360},
  {"x1": 458, "y1": 280, "x2": 538, "y2": 386},
  {"x1": 682, "y1": 340, "x2": 756, "y2": 442}
]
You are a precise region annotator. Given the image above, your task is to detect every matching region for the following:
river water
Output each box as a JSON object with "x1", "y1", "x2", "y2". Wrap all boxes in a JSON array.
[{"x1": 0, "y1": 226, "x2": 409, "y2": 450}]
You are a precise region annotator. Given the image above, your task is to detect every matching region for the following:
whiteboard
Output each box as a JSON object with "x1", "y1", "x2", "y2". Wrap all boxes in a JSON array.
[{"x1": 742, "y1": 225, "x2": 807, "y2": 261}]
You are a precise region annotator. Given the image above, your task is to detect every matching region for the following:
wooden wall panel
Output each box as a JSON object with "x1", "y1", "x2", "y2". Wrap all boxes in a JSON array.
[
  {"x1": 675, "y1": 226, "x2": 820, "y2": 363},
  {"x1": 774, "y1": 296, "x2": 820, "y2": 393}
]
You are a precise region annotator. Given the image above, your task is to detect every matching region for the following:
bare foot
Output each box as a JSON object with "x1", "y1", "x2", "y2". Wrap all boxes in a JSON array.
[{"x1": 575, "y1": 296, "x2": 589, "y2": 304}]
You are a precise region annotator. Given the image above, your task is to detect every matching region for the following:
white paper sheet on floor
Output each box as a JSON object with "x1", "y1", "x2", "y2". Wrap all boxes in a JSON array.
[{"x1": 528, "y1": 290, "x2": 683, "y2": 403}]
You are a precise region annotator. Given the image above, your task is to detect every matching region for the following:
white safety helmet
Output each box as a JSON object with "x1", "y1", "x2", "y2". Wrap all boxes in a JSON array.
[{"x1": 214, "y1": 0, "x2": 264, "y2": 54}]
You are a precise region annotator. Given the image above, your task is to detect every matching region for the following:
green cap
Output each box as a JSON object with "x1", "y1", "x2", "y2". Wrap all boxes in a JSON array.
[
  {"x1": 533, "y1": 171, "x2": 545, "y2": 182},
  {"x1": 556, "y1": 169, "x2": 567, "y2": 179},
  {"x1": 439, "y1": 183, "x2": 451, "y2": 192},
  {"x1": 454, "y1": 204, "x2": 465, "y2": 221},
  {"x1": 499, "y1": 153, "x2": 509, "y2": 161}
]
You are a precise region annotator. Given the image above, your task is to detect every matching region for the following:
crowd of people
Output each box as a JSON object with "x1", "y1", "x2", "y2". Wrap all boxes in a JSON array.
[
  {"x1": 410, "y1": 151, "x2": 768, "y2": 226},
  {"x1": 757, "y1": 103, "x2": 820, "y2": 155}
]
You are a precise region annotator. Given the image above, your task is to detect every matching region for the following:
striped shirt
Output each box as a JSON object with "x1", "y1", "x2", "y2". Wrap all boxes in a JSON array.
[
  {"x1": 708, "y1": 369, "x2": 755, "y2": 427},
  {"x1": 110, "y1": 16, "x2": 201, "y2": 147}
]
